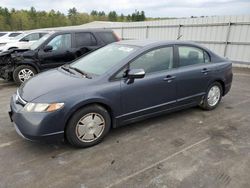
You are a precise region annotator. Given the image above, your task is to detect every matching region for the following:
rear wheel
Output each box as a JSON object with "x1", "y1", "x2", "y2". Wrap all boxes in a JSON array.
[
  {"x1": 66, "y1": 105, "x2": 111, "y2": 148},
  {"x1": 200, "y1": 82, "x2": 223, "y2": 110},
  {"x1": 13, "y1": 65, "x2": 37, "y2": 85}
]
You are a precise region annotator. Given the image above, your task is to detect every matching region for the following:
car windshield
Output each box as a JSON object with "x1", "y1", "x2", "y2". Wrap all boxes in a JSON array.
[
  {"x1": 11, "y1": 32, "x2": 27, "y2": 40},
  {"x1": 30, "y1": 33, "x2": 52, "y2": 50},
  {"x1": 70, "y1": 44, "x2": 138, "y2": 76}
]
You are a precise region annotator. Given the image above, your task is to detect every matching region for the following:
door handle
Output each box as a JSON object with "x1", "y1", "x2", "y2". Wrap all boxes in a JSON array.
[
  {"x1": 163, "y1": 75, "x2": 176, "y2": 82},
  {"x1": 201, "y1": 68, "x2": 210, "y2": 74}
]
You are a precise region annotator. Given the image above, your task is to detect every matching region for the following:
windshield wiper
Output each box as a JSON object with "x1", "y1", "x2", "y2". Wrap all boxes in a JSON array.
[
  {"x1": 69, "y1": 66, "x2": 92, "y2": 79},
  {"x1": 61, "y1": 65, "x2": 75, "y2": 74}
]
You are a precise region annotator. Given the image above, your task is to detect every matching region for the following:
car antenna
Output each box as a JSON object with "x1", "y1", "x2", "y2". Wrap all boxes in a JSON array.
[{"x1": 177, "y1": 35, "x2": 183, "y2": 40}]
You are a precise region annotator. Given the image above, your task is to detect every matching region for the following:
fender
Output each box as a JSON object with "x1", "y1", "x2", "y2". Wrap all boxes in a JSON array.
[
  {"x1": 15, "y1": 60, "x2": 40, "y2": 73},
  {"x1": 64, "y1": 97, "x2": 117, "y2": 129}
]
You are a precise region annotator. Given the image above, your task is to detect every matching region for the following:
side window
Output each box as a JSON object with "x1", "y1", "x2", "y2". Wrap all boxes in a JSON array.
[
  {"x1": 9, "y1": 32, "x2": 22, "y2": 37},
  {"x1": 22, "y1": 33, "x2": 40, "y2": 41},
  {"x1": 47, "y1": 34, "x2": 72, "y2": 51},
  {"x1": 204, "y1": 51, "x2": 211, "y2": 63},
  {"x1": 178, "y1": 46, "x2": 207, "y2": 67},
  {"x1": 75, "y1": 32, "x2": 97, "y2": 47},
  {"x1": 0, "y1": 33, "x2": 7, "y2": 37},
  {"x1": 98, "y1": 32, "x2": 117, "y2": 43},
  {"x1": 115, "y1": 67, "x2": 128, "y2": 79},
  {"x1": 130, "y1": 47, "x2": 173, "y2": 74}
]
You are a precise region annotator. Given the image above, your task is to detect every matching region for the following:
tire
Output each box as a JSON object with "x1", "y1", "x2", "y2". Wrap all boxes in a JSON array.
[
  {"x1": 13, "y1": 65, "x2": 37, "y2": 85},
  {"x1": 200, "y1": 82, "x2": 223, "y2": 110},
  {"x1": 8, "y1": 47, "x2": 17, "y2": 51},
  {"x1": 66, "y1": 105, "x2": 111, "y2": 148}
]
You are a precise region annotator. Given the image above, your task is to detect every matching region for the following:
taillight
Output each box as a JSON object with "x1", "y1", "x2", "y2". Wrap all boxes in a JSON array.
[{"x1": 113, "y1": 32, "x2": 121, "y2": 41}]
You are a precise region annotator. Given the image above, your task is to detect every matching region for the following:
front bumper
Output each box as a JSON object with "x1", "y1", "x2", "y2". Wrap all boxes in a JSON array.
[{"x1": 9, "y1": 94, "x2": 65, "y2": 142}]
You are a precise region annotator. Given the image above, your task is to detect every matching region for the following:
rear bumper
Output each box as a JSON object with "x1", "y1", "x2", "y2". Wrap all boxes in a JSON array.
[{"x1": 9, "y1": 94, "x2": 65, "y2": 143}]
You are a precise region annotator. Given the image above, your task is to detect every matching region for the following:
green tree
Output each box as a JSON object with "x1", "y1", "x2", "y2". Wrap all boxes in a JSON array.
[
  {"x1": 0, "y1": 6, "x2": 147, "y2": 31},
  {"x1": 68, "y1": 7, "x2": 78, "y2": 25},
  {"x1": 108, "y1": 11, "x2": 117, "y2": 21}
]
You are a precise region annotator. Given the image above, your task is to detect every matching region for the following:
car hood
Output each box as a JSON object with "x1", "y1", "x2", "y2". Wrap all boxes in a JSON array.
[
  {"x1": 0, "y1": 39, "x2": 11, "y2": 43},
  {"x1": 22, "y1": 50, "x2": 36, "y2": 58},
  {"x1": 0, "y1": 39, "x2": 18, "y2": 44},
  {"x1": 0, "y1": 48, "x2": 29, "y2": 57},
  {"x1": 19, "y1": 68, "x2": 94, "y2": 102}
]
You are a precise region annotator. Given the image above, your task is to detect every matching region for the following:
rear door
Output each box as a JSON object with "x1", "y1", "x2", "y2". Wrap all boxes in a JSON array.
[
  {"x1": 38, "y1": 33, "x2": 75, "y2": 69},
  {"x1": 174, "y1": 45, "x2": 213, "y2": 105}
]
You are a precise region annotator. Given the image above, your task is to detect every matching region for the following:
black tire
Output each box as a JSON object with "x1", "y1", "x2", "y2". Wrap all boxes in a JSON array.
[
  {"x1": 8, "y1": 47, "x2": 17, "y2": 51},
  {"x1": 66, "y1": 105, "x2": 111, "y2": 148},
  {"x1": 13, "y1": 65, "x2": 37, "y2": 85},
  {"x1": 200, "y1": 82, "x2": 223, "y2": 110}
]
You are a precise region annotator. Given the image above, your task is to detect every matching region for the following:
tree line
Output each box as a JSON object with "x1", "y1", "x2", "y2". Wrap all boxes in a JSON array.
[{"x1": 0, "y1": 7, "x2": 146, "y2": 31}]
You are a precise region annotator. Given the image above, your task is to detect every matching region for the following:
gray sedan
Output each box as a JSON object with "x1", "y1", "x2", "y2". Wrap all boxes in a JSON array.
[{"x1": 9, "y1": 40, "x2": 233, "y2": 148}]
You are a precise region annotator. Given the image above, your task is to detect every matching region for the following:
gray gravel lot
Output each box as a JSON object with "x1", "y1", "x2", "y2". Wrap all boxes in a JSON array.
[{"x1": 0, "y1": 68, "x2": 250, "y2": 188}]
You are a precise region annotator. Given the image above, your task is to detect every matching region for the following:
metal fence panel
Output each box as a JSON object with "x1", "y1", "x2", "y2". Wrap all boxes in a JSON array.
[
  {"x1": 46, "y1": 16, "x2": 250, "y2": 63},
  {"x1": 102, "y1": 15, "x2": 250, "y2": 63}
]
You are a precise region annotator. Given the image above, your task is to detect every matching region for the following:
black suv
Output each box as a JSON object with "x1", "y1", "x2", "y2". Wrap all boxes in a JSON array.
[{"x1": 0, "y1": 29, "x2": 119, "y2": 84}]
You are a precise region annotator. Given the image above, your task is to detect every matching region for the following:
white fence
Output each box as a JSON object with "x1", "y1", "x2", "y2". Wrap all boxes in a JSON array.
[
  {"x1": 110, "y1": 16, "x2": 250, "y2": 63},
  {"x1": 44, "y1": 15, "x2": 250, "y2": 63}
]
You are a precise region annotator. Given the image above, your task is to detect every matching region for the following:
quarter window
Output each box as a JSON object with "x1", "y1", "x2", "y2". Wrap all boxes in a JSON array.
[
  {"x1": 130, "y1": 47, "x2": 173, "y2": 74},
  {"x1": 75, "y1": 32, "x2": 97, "y2": 47},
  {"x1": 178, "y1": 46, "x2": 208, "y2": 67},
  {"x1": 47, "y1": 34, "x2": 72, "y2": 51},
  {"x1": 98, "y1": 32, "x2": 117, "y2": 43}
]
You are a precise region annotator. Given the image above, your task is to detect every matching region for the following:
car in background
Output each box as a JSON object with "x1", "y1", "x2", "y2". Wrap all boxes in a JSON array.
[
  {"x1": 0, "y1": 31, "x2": 23, "y2": 40},
  {"x1": 0, "y1": 29, "x2": 119, "y2": 84},
  {"x1": 9, "y1": 40, "x2": 233, "y2": 148},
  {"x1": 0, "y1": 31, "x2": 48, "y2": 53}
]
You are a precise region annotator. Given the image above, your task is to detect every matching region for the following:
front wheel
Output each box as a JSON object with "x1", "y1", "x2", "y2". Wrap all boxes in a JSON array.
[
  {"x1": 13, "y1": 65, "x2": 37, "y2": 85},
  {"x1": 66, "y1": 105, "x2": 111, "y2": 148},
  {"x1": 200, "y1": 82, "x2": 223, "y2": 110}
]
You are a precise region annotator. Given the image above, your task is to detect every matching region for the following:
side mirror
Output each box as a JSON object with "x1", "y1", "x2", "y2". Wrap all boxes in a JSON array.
[
  {"x1": 126, "y1": 69, "x2": 145, "y2": 84},
  {"x1": 43, "y1": 45, "x2": 53, "y2": 52}
]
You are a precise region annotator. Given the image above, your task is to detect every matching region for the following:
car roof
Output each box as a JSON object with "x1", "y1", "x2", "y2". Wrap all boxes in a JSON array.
[
  {"x1": 116, "y1": 40, "x2": 207, "y2": 49},
  {"x1": 51, "y1": 29, "x2": 113, "y2": 34}
]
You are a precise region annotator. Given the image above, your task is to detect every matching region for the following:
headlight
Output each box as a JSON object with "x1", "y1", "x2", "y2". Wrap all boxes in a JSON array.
[{"x1": 23, "y1": 103, "x2": 64, "y2": 112}]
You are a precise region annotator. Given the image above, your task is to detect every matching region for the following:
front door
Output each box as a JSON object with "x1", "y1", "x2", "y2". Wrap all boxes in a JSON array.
[
  {"x1": 38, "y1": 33, "x2": 75, "y2": 70},
  {"x1": 119, "y1": 46, "x2": 177, "y2": 121}
]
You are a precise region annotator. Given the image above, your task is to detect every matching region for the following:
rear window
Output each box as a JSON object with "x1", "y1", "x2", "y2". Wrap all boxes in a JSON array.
[
  {"x1": 75, "y1": 32, "x2": 97, "y2": 47},
  {"x1": 99, "y1": 32, "x2": 117, "y2": 43},
  {"x1": 0, "y1": 33, "x2": 7, "y2": 37},
  {"x1": 9, "y1": 32, "x2": 22, "y2": 37},
  {"x1": 178, "y1": 46, "x2": 209, "y2": 67}
]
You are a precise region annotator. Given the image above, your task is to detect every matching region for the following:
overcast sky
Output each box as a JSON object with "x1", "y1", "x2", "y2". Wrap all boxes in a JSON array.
[{"x1": 1, "y1": 0, "x2": 250, "y2": 17}]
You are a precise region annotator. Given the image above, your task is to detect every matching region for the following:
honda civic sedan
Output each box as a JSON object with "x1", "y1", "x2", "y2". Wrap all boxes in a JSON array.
[{"x1": 9, "y1": 40, "x2": 233, "y2": 148}]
